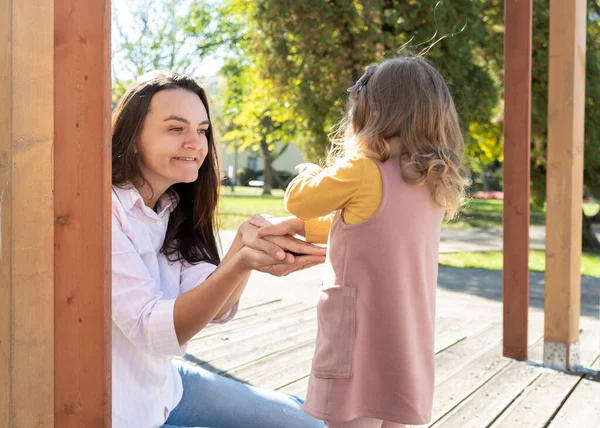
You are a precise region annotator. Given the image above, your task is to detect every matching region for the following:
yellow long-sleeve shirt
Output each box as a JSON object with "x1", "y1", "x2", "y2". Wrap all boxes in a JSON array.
[{"x1": 284, "y1": 155, "x2": 383, "y2": 244}]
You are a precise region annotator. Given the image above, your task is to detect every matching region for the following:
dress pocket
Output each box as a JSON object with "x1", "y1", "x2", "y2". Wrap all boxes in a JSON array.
[{"x1": 311, "y1": 285, "x2": 356, "y2": 379}]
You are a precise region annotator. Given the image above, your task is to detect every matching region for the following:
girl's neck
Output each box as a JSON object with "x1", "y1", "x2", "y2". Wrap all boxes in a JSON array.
[{"x1": 386, "y1": 137, "x2": 403, "y2": 157}]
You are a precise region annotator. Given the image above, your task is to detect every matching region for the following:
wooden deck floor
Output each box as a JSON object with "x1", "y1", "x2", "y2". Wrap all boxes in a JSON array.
[{"x1": 181, "y1": 296, "x2": 600, "y2": 427}]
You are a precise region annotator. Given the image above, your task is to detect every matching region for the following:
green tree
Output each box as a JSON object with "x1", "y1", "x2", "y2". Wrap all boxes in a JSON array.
[
  {"x1": 234, "y1": 0, "x2": 499, "y2": 162},
  {"x1": 220, "y1": 61, "x2": 300, "y2": 195}
]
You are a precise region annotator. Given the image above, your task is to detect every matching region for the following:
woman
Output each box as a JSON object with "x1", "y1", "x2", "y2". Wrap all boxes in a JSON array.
[{"x1": 112, "y1": 70, "x2": 326, "y2": 428}]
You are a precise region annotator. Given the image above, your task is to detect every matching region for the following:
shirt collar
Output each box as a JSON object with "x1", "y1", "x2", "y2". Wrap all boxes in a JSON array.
[{"x1": 112, "y1": 183, "x2": 179, "y2": 215}]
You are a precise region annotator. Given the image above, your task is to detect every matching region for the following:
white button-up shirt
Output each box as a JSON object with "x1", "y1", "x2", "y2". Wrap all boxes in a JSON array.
[{"x1": 112, "y1": 185, "x2": 236, "y2": 428}]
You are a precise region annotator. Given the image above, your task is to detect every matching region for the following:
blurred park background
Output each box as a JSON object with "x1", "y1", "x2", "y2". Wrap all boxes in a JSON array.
[{"x1": 111, "y1": 0, "x2": 600, "y2": 275}]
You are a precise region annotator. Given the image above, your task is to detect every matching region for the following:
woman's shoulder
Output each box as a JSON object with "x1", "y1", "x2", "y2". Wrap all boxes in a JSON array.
[
  {"x1": 112, "y1": 185, "x2": 126, "y2": 215},
  {"x1": 111, "y1": 183, "x2": 139, "y2": 210}
]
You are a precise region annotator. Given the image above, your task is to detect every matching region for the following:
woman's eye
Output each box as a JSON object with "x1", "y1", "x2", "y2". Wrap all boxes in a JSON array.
[
  {"x1": 198, "y1": 129, "x2": 208, "y2": 135},
  {"x1": 170, "y1": 127, "x2": 183, "y2": 133}
]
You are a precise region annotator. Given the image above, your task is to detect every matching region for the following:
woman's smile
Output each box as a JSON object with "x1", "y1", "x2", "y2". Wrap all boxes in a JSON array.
[{"x1": 172, "y1": 156, "x2": 199, "y2": 164}]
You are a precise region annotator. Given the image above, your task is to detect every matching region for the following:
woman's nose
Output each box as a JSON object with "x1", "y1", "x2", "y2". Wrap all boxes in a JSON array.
[{"x1": 183, "y1": 132, "x2": 205, "y2": 150}]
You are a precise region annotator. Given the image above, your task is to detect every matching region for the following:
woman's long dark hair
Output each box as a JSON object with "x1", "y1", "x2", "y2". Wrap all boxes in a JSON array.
[{"x1": 112, "y1": 71, "x2": 221, "y2": 265}]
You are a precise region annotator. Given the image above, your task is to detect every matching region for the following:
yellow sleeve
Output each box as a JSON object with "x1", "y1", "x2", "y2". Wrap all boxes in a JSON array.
[
  {"x1": 285, "y1": 156, "x2": 382, "y2": 226},
  {"x1": 304, "y1": 214, "x2": 334, "y2": 244},
  {"x1": 285, "y1": 156, "x2": 365, "y2": 220}
]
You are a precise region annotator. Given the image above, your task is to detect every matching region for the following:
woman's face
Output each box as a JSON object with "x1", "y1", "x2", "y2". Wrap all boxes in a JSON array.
[{"x1": 136, "y1": 88, "x2": 210, "y2": 193}]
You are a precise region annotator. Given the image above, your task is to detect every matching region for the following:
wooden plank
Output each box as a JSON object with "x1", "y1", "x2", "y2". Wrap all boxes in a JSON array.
[
  {"x1": 189, "y1": 314, "x2": 316, "y2": 361},
  {"x1": 434, "y1": 319, "x2": 494, "y2": 354},
  {"x1": 431, "y1": 339, "x2": 545, "y2": 427},
  {"x1": 196, "y1": 300, "x2": 304, "y2": 339},
  {"x1": 548, "y1": 356, "x2": 600, "y2": 428},
  {"x1": 234, "y1": 298, "x2": 285, "y2": 315},
  {"x1": 434, "y1": 323, "x2": 503, "y2": 385},
  {"x1": 0, "y1": 0, "x2": 11, "y2": 424},
  {"x1": 226, "y1": 340, "x2": 316, "y2": 382},
  {"x1": 187, "y1": 307, "x2": 317, "y2": 351},
  {"x1": 491, "y1": 323, "x2": 600, "y2": 428},
  {"x1": 8, "y1": 0, "x2": 56, "y2": 426},
  {"x1": 503, "y1": 0, "x2": 533, "y2": 361},
  {"x1": 193, "y1": 302, "x2": 310, "y2": 340},
  {"x1": 428, "y1": 332, "x2": 543, "y2": 425},
  {"x1": 543, "y1": 0, "x2": 587, "y2": 361},
  {"x1": 191, "y1": 323, "x2": 318, "y2": 374},
  {"x1": 187, "y1": 313, "x2": 317, "y2": 366},
  {"x1": 251, "y1": 355, "x2": 314, "y2": 390},
  {"x1": 54, "y1": 0, "x2": 112, "y2": 425}
]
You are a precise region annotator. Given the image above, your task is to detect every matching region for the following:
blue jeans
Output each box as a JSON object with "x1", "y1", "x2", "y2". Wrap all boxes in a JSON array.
[{"x1": 162, "y1": 360, "x2": 325, "y2": 428}]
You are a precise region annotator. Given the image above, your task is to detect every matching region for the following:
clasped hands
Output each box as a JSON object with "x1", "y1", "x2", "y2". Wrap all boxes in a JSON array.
[{"x1": 236, "y1": 215, "x2": 326, "y2": 277}]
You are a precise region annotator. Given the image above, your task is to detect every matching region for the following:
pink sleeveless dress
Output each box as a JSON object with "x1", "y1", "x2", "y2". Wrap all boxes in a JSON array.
[{"x1": 302, "y1": 158, "x2": 445, "y2": 424}]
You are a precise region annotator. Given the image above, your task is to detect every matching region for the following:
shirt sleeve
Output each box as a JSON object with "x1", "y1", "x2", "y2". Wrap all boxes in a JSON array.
[
  {"x1": 304, "y1": 214, "x2": 335, "y2": 244},
  {"x1": 112, "y1": 212, "x2": 185, "y2": 357},
  {"x1": 180, "y1": 260, "x2": 239, "y2": 324},
  {"x1": 285, "y1": 156, "x2": 365, "y2": 220}
]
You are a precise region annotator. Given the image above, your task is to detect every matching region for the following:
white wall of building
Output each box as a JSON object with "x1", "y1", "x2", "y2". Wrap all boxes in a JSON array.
[{"x1": 219, "y1": 142, "x2": 305, "y2": 184}]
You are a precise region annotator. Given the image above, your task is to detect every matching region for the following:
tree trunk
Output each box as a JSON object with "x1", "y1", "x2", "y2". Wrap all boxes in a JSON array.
[
  {"x1": 261, "y1": 141, "x2": 273, "y2": 196},
  {"x1": 582, "y1": 210, "x2": 600, "y2": 254}
]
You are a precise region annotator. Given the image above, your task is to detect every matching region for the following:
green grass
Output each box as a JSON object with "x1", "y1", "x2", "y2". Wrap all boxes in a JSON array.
[
  {"x1": 218, "y1": 186, "x2": 288, "y2": 230},
  {"x1": 446, "y1": 199, "x2": 546, "y2": 228},
  {"x1": 438, "y1": 250, "x2": 600, "y2": 277}
]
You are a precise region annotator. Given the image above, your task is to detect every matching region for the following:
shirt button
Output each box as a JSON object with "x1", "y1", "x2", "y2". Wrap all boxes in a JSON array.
[{"x1": 157, "y1": 220, "x2": 163, "y2": 225}]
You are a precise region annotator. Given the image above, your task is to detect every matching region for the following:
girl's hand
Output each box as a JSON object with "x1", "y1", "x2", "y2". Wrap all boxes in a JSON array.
[
  {"x1": 237, "y1": 220, "x2": 291, "y2": 262},
  {"x1": 237, "y1": 246, "x2": 325, "y2": 277},
  {"x1": 250, "y1": 215, "x2": 307, "y2": 239},
  {"x1": 238, "y1": 219, "x2": 325, "y2": 262},
  {"x1": 295, "y1": 162, "x2": 323, "y2": 174}
]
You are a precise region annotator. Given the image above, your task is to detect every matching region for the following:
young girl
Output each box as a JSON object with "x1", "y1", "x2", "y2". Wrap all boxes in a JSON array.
[
  {"x1": 111, "y1": 71, "x2": 326, "y2": 428},
  {"x1": 252, "y1": 56, "x2": 469, "y2": 428}
]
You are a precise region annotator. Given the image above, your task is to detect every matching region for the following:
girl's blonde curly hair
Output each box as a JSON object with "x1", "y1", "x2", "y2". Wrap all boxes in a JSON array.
[{"x1": 329, "y1": 56, "x2": 469, "y2": 220}]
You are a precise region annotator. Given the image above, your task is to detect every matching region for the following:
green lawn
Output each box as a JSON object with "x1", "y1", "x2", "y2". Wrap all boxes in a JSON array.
[
  {"x1": 446, "y1": 199, "x2": 546, "y2": 228},
  {"x1": 438, "y1": 250, "x2": 600, "y2": 277},
  {"x1": 218, "y1": 187, "x2": 288, "y2": 230}
]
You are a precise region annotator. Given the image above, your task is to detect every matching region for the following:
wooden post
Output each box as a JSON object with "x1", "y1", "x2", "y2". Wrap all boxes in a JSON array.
[
  {"x1": 0, "y1": 0, "x2": 55, "y2": 425},
  {"x1": 0, "y1": 2, "x2": 10, "y2": 424},
  {"x1": 543, "y1": 0, "x2": 587, "y2": 371},
  {"x1": 503, "y1": 0, "x2": 532, "y2": 360},
  {"x1": 54, "y1": 0, "x2": 112, "y2": 425}
]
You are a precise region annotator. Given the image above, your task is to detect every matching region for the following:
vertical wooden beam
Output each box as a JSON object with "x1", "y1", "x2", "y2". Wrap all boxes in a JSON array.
[
  {"x1": 54, "y1": 0, "x2": 112, "y2": 425},
  {"x1": 543, "y1": 0, "x2": 586, "y2": 371},
  {"x1": 1, "y1": 0, "x2": 55, "y2": 425},
  {"x1": 503, "y1": 0, "x2": 533, "y2": 360},
  {"x1": 0, "y1": 0, "x2": 12, "y2": 425}
]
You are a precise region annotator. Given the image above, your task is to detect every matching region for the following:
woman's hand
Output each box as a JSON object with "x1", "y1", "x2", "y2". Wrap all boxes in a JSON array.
[
  {"x1": 238, "y1": 219, "x2": 325, "y2": 262},
  {"x1": 236, "y1": 246, "x2": 325, "y2": 277}
]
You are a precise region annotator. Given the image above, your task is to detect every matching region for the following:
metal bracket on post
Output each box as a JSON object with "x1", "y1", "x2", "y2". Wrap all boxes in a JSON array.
[{"x1": 543, "y1": 340, "x2": 580, "y2": 371}]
